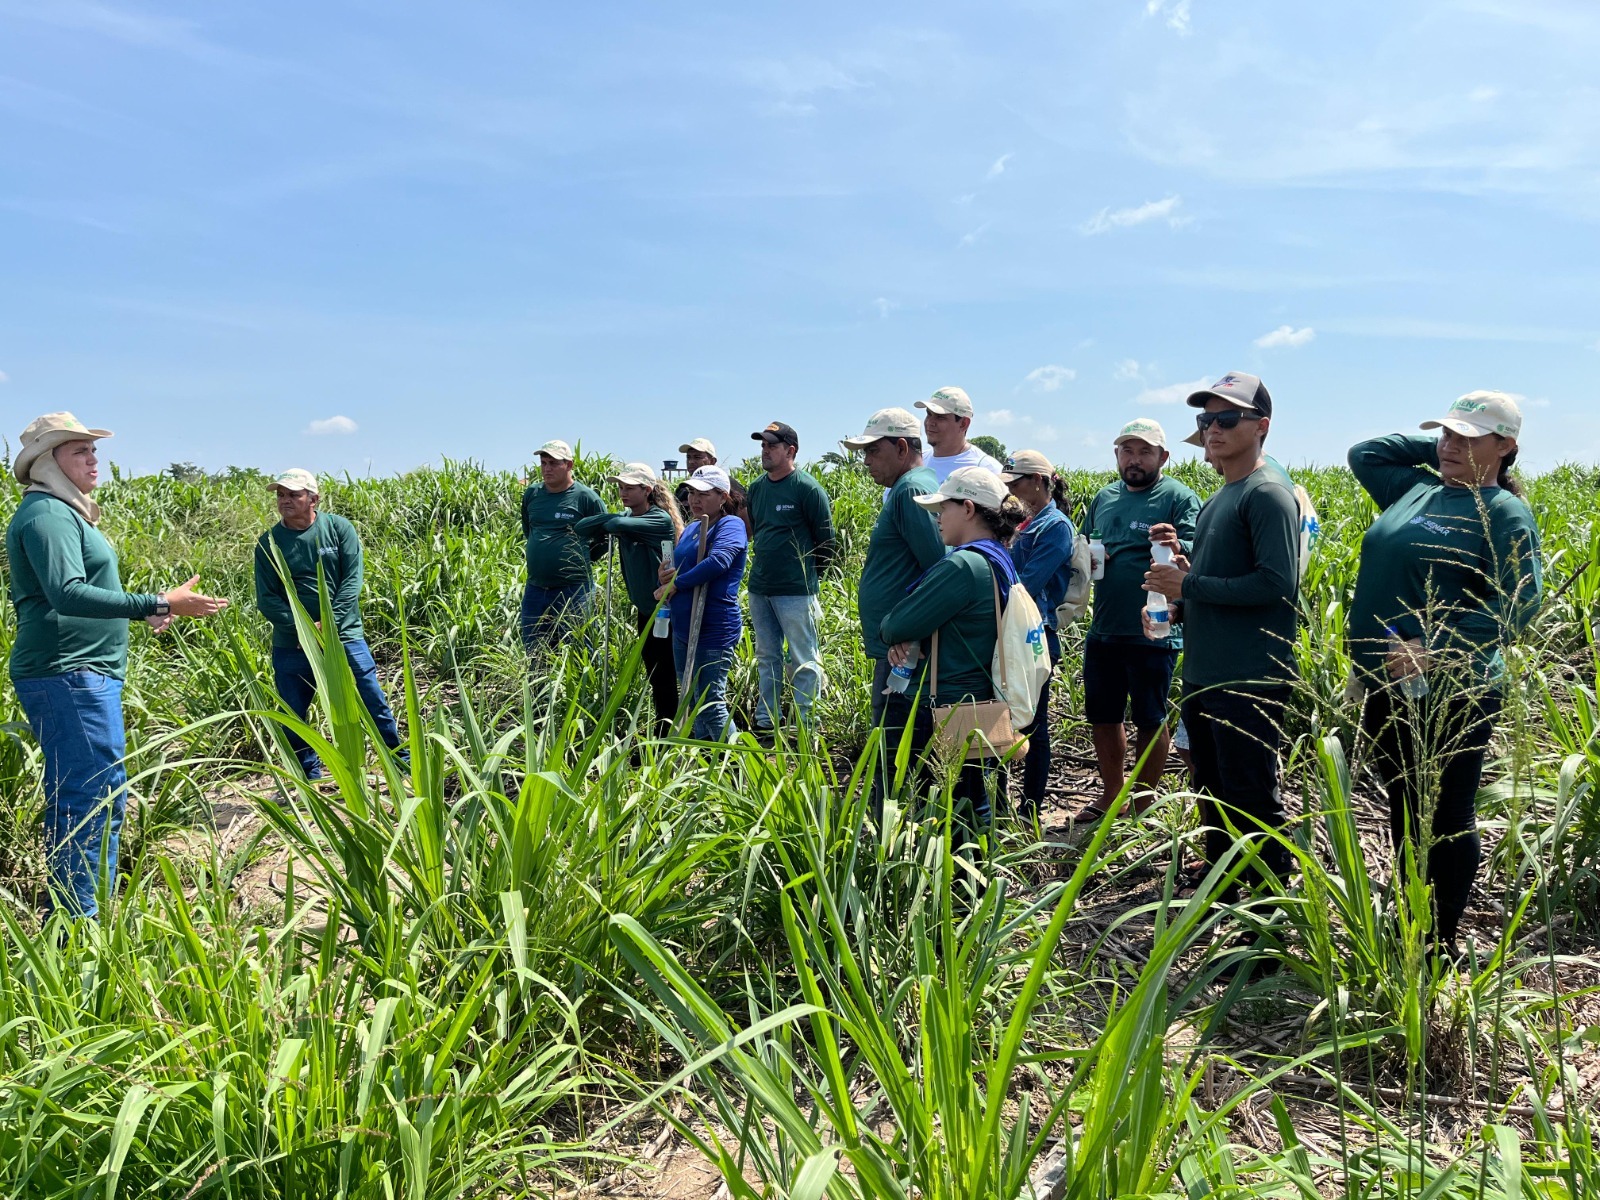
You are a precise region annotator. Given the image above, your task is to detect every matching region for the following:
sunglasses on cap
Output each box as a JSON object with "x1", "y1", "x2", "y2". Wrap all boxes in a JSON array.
[{"x1": 1194, "y1": 410, "x2": 1263, "y2": 434}]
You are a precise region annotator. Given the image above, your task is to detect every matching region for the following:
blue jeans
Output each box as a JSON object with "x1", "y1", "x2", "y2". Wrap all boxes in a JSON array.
[
  {"x1": 747, "y1": 592, "x2": 823, "y2": 727},
  {"x1": 520, "y1": 581, "x2": 592, "y2": 655},
  {"x1": 271, "y1": 639, "x2": 403, "y2": 777},
  {"x1": 672, "y1": 638, "x2": 736, "y2": 742},
  {"x1": 14, "y1": 670, "x2": 127, "y2": 918}
]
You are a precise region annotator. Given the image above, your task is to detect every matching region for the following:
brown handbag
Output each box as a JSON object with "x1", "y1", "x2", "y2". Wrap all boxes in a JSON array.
[{"x1": 928, "y1": 572, "x2": 1027, "y2": 763}]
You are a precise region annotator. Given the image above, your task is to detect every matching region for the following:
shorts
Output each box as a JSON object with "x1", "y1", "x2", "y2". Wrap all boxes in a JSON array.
[{"x1": 1082, "y1": 636, "x2": 1179, "y2": 730}]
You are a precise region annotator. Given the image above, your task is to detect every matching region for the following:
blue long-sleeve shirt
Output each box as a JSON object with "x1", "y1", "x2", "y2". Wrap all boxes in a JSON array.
[
  {"x1": 669, "y1": 515, "x2": 748, "y2": 653},
  {"x1": 1008, "y1": 504, "x2": 1077, "y2": 630}
]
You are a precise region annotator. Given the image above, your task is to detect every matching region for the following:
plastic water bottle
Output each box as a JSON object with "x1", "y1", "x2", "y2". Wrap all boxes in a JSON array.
[
  {"x1": 1088, "y1": 530, "x2": 1106, "y2": 581},
  {"x1": 1385, "y1": 624, "x2": 1428, "y2": 699},
  {"x1": 652, "y1": 540, "x2": 673, "y2": 638},
  {"x1": 886, "y1": 644, "x2": 922, "y2": 694},
  {"x1": 1144, "y1": 542, "x2": 1172, "y2": 639}
]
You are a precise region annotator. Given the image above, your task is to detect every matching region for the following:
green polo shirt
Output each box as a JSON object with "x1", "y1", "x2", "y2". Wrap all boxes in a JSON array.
[
  {"x1": 521, "y1": 481, "x2": 606, "y2": 588},
  {"x1": 857, "y1": 466, "x2": 944, "y2": 658}
]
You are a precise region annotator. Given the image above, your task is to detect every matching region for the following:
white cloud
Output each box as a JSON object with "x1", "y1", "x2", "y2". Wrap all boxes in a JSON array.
[
  {"x1": 1034, "y1": 424, "x2": 1060, "y2": 441},
  {"x1": 986, "y1": 152, "x2": 1013, "y2": 180},
  {"x1": 1254, "y1": 325, "x2": 1316, "y2": 349},
  {"x1": 984, "y1": 409, "x2": 1019, "y2": 428},
  {"x1": 1146, "y1": 0, "x2": 1193, "y2": 34},
  {"x1": 306, "y1": 415, "x2": 358, "y2": 436},
  {"x1": 1132, "y1": 377, "x2": 1210, "y2": 406},
  {"x1": 1113, "y1": 358, "x2": 1144, "y2": 382},
  {"x1": 1469, "y1": 85, "x2": 1500, "y2": 102},
  {"x1": 1022, "y1": 364, "x2": 1075, "y2": 391},
  {"x1": 1079, "y1": 195, "x2": 1187, "y2": 236},
  {"x1": 952, "y1": 192, "x2": 976, "y2": 206},
  {"x1": 1525, "y1": 395, "x2": 1551, "y2": 408},
  {"x1": 0, "y1": 369, "x2": 9, "y2": 384},
  {"x1": 739, "y1": 56, "x2": 867, "y2": 98},
  {"x1": 872, "y1": 296, "x2": 897, "y2": 319},
  {"x1": 958, "y1": 222, "x2": 990, "y2": 247}
]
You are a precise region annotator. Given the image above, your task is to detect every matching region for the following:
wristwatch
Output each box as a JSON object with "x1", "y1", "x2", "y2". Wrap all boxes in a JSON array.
[{"x1": 153, "y1": 594, "x2": 171, "y2": 617}]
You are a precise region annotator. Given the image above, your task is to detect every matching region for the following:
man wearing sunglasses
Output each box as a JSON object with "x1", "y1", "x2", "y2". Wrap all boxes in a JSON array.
[{"x1": 1144, "y1": 371, "x2": 1299, "y2": 905}]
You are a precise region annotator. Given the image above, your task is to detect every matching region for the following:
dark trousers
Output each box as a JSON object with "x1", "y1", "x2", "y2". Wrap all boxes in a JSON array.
[
  {"x1": 519, "y1": 580, "x2": 591, "y2": 655},
  {"x1": 1363, "y1": 684, "x2": 1500, "y2": 943},
  {"x1": 271, "y1": 638, "x2": 403, "y2": 777},
  {"x1": 1182, "y1": 686, "x2": 1292, "y2": 890},
  {"x1": 873, "y1": 686, "x2": 992, "y2": 858},
  {"x1": 1017, "y1": 627, "x2": 1061, "y2": 817},
  {"x1": 635, "y1": 612, "x2": 680, "y2": 737}
]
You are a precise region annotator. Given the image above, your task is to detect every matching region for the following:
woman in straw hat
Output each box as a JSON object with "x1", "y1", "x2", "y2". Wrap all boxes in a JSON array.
[
  {"x1": 6, "y1": 413, "x2": 228, "y2": 918},
  {"x1": 1347, "y1": 391, "x2": 1542, "y2": 957},
  {"x1": 576, "y1": 462, "x2": 684, "y2": 735}
]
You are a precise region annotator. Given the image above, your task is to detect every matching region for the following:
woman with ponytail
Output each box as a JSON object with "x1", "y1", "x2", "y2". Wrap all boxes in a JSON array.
[
  {"x1": 1001, "y1": 450, "x2": 1078, "y2": 820},
  {"x1": 1347, "y1": 391, "x2": 1542, "y2": 956},
  {"x1": 879, "y1": 467, "x2": 1027, "y2": 859},
  {"x1": 576, "y1": 463, "x2": 684, "y2": 734}
]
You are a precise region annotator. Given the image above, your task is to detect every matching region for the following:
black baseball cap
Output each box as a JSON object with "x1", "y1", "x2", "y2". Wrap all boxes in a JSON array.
[{"x1": 751, "y1": 421, "x2": 799, "y2": 448}]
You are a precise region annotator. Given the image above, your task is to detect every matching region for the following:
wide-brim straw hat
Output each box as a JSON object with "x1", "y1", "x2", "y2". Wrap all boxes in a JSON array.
[{"x1": 13, "y1": 412, "x2": 113, "y2": 484}]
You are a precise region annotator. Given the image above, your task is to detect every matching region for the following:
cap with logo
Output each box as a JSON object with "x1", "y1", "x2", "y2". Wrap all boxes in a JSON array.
[
  {"x1": 1114, "y1": 417, "x2": 1168, "y2": 450},
  {"x1": 914, "y1": 465, "x2": 1010, "y2": 511},
  {"x1": 1183, "y1": 372, "x2": 1273, "y2": 446},
  {"x1": 13, "y1": 412, "x2": 113, "y2": 484},
  {"x1": 751, "y1": 421, "x2": 800, "y2": 448},
  {"x1": 537, "y1": 439, "x2": 575, "y2": 462},
  {"x1": 678, "y1": 437, "x2": 717, "y2": 457},
  {"x1": 1420, "y1": 391, "x2": 1523, "y2": 440},
  {"x1": 840, "y1": 407, "x2": 922, "y2": 449},
  {"x1": 269, "y1": 468, "x2": 320, "y2": 494},
  {"x1": 916, "y1": 386, "x2": 974, "y2": 420},
  {"x1": 610, "y1": 461, "x2": 659, "y2": 487},
  {"x1": 999, "y1": 448, "x2": 1056, "y2": 481},
  {"x1": 685, "y1": 465, "x2": 732, "y2": 493}
]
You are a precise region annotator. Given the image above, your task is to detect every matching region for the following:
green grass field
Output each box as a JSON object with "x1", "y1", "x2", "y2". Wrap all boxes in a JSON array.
[{"x1": 0, "y1": 451, "x2": 1596, "y2": 1198}]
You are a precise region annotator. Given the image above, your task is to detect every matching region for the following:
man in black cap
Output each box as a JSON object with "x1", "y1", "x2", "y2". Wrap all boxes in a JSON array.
[
  {"x1": 745, "y1": 421, "x2": 836, "y2": 734},
  {"x1": 1144, "y1": 371, "x2": 1299, "y2": 901}
]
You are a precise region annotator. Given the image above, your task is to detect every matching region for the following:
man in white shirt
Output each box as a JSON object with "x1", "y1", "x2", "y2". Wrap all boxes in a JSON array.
[{"x1": 915, "y1": 387, "x2": 1005, "y2": 483}]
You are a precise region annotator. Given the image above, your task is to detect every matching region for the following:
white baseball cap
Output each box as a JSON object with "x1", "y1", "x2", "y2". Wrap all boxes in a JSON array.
[
  {"x1": 684, "y1": 465, "x2": 732, "y2": 492},
  {"x1": 1420, "y1": 391, "x2": 1523, "y2": 440},
  {"x1": 610, "y1": 461, "x2": 658, "y2": 487},
  {"x1": 537, "y1": 439, "x2": 574, "y2": 461},
  {"x1": 916, "y1": 386, "x2": 974, "y2": 419},
  {"x1": 914, "y1": 465, "x2": 1010, "y2": 511},
  {"x1": 678, "y1": 437, "x2": 717, "y2": 456},
  {"x1": 1114, "y1": 418, "x2": 1168, "y2": 450},
  {"x1": 840, "y1": 407, "x2": 922, "y2": 449}
]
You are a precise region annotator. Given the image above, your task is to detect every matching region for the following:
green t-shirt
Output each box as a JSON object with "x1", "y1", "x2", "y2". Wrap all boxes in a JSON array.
[
  {"x1": 1084, "y1": 474, "x2": 1201, "y2": 648},
  {"x1": 521, "y1": 481, "x2": 606, "y2": 588},
  {"x1": 857, "y1": 466, "x2": 944, "y2": 659},
  {"x1": 1179, "y1": 463, "x2": 1300, "y2": 692},
  {"x1": 6, "y1": 492, "x2": 156, "y2": 681},
  {"x1": 746, "y1": 469, "x2": 837, "y2": 596},
  {"x1": 879, "y1": 547, "x2": 998, "y2": 708},
  {"x1": 1347, "y1": 434, "x2": 1542, "y2": 686},
  {"x1": 254, "y1": 512, "x2": 367, "y2": 650},
  {"x1": 574, "y1": 506, "x2": 678, "y2": 614}
]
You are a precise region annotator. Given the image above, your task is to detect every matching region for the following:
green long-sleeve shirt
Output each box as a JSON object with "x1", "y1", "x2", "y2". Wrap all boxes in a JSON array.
[
  {"x1": 746, "y1": 469, "x2": 836, "y2": 596},
  {"x1": 857, "y1": 466, "x2": 944, "y2": 658},
  {"x1": 6, "y1": 492, "x2": 157, "y2": 680},
  {"x1": 879, "y1": 548, "x2": 998, "y2": 708},
  {"x1": 1347, "y1": 434, "x2": 1542, "y2": 687},
  {"x1": 254, "y1": 513, "x2": 367, "y2": 649},
  {"x1": 574, "y1": 506, "x2": 678, "y2": 614},
  {"x1": 1084, "y1": 474, "x2": 1200, "y2": 647},
  {"x1": 521, "y1": 482, "x2": 606, "y2": 588},
  {"x1": 1178, "y1": 463, "x2": 1300, "y2": 692}
]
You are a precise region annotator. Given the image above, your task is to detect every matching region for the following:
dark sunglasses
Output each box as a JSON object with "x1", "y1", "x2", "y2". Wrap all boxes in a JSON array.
[{"x1": 1194, "y1": 410, "x2": 1263, "y2": 433}]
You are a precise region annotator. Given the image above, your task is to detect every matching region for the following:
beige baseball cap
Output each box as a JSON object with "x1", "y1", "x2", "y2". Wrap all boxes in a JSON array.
[
  {"x1": 916, "y1": 386, "x2": 974, "y2": 419},
  {"x1": 678, "y1": 437, "x2": 716, "y2": 456},
  {"x1": 537, "y1": 439, "x2": 574, "y2": 461},
  {"x1": 1114, "y1": 417, "x2": 1168, "y2": 449},
  {"x1": 914, "y1": 465, "x2": 1009, "y2": 511},
  {"x1": 999, "y1": 449, "x2": 1055, "y2": 481},
  {"x1": 1420, "y1": 391, "x2": 1523, "y2": 440},
  {"x1": 840, "y1": 406, "x2": 922, "y2": 449},
  {"x1": 270, "y1": 468, "x2": 319, "y2": 493},
  {"x1": 610, "y1": 461, "x2": 658, "y2": 487},
  {"x1": 13, "y1": 412, "x2": 112, "y2": 484}
]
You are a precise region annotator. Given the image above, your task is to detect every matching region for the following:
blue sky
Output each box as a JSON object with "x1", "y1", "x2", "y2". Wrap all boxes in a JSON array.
[{"x1": 2, "y1": 0, "x2": 1597, "y2": 478}]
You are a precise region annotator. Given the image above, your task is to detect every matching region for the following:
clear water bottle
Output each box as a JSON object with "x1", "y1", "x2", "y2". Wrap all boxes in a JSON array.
[
  {"x1": 1386, "y1": 624, "x2": 1428, "y2": 699},
  {"x1": 1144, "y1": 541, "x2": 1172, "y2": 639},
  {"x1": 886, "y1": 644, "x2": 922, "y2": 694},
  {"x1": 1088, "y1": 529, "x2": 1106, "y2": 581},
  {"x1": 652, "y1": 540, "x2": 673, "y2": 638}
]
